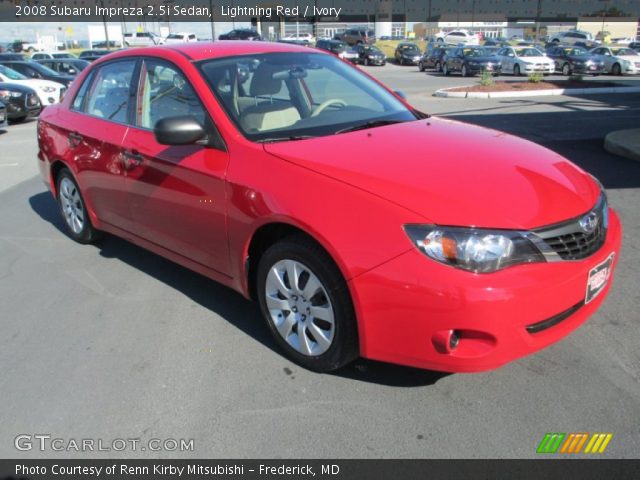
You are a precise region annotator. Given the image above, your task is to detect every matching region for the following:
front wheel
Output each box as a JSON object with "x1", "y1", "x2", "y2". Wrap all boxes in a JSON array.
[
  {"x1": 461, "y1": 65, "x2": 468, "y2": 77},
  {"x1": 257, "y1": 235, "x2": 359, "y2": 372},
  {"x1": 56, "y1": 168, "x2": 103, "y2": 244},
  {"x1": 435, "y1": 60, "x2": 441, "y2": 72},
  {"x1": 419, "y1": 61, "x2": 425, "y2": 72},
  {"x1": 612, "y1": 63, "x2": 621, "y2": 75},
  {"x1": 443, "y1": 63, "x2": 449, "y2": 76},
  {"x1": 562, "y1": 63, "x2": 571, "y2": 76},
  {"x1": 364, "y1": 57, "x2": 369, "y2": 66},
  {"x1": 513, "y1": 64, "x2": 521, "y2": 76}
]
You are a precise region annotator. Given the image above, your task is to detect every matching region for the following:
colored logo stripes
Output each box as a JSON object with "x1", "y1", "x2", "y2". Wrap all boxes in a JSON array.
[{"x1": 537, "y1": 433, "x2": 612, "y2": 454}]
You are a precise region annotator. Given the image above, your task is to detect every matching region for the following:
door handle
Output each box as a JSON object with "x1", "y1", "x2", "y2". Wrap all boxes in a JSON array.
[
  {"x1": 122, "y1": 150, "x2": 143, "y2": 170},
  {"x1": 67, "y1": 132, "x2": 83, "y2": 147}
]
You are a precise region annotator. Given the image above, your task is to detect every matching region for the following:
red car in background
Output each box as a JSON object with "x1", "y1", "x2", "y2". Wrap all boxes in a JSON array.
[{"x1": 37, "y1": 42, "x2": 621, "y2": 373}]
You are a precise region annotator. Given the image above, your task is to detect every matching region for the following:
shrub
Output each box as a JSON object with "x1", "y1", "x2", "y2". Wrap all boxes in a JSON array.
[
  {"x1": 479, "y1": 71, "x2": 494, "y2": 86},
  {"x1": 528, "y1": 72, "x2": 544, "y2": 83}
]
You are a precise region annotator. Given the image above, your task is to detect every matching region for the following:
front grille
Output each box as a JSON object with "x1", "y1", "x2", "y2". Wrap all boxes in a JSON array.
[
  {"x1": 530, "y1": 195, "x2": 607, "y2": 261},
  {"x1": 543, "y1": 222, "x2": 605, "y2": 260}
]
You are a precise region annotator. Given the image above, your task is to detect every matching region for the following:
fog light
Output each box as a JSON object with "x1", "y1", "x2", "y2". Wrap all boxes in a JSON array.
[{"x1": 449, "y1": 331, "x2": 460, "y2": 350}]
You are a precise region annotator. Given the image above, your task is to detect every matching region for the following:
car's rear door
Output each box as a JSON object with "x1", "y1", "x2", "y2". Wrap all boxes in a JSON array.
[
  {"x1": 60, "y1": 59, "x2": 138, "y2": 230},
  {"x1": 121, "y1": 57, "x2": 231, "y2": 274}
]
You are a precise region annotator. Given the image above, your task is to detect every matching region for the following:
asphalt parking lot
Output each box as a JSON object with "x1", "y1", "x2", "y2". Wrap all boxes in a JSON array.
[{"x1": 1, "y1": 67, "x2": 639, "y2": 459}]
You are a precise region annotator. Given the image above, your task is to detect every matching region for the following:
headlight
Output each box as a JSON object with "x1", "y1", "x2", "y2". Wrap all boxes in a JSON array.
[
  {"x1": 404, "y1": 225, "x2": 545, "y2": 273},
  {"x1": 469, "y1": 61, "x2": 479, "y2": 66},
  {"x1": 0, "y1": 90, "x2": 22, "y2": 98},
  {"x1": 40, "y1": 86, "x2": 56, "y2": 93},
  {"x1": 585, "y1": 60, "x2": 594, "y2": 65}
]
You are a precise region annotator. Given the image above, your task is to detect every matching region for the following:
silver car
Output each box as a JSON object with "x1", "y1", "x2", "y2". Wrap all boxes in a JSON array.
[{"x1": 589, "y1": 47, "x2": 640, "y2": 75}]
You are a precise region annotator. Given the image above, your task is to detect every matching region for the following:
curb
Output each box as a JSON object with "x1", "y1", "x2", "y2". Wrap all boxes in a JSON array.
[
  {"x1": 604, "y1": 129, "x2": 640, "y2": 162},
  {"x1": 433, "y1": 86, "x2": 640, "y2": 99}
]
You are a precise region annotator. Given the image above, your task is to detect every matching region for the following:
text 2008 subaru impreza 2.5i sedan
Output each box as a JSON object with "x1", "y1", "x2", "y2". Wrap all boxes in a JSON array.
[{"x1": 36, "y1": 42, "x2": 622, "y2": 373}]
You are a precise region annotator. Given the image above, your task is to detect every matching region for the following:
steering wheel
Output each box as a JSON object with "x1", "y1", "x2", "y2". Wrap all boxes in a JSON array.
[{"x1": 311, "y1": 98, "x2": 347, "y2": 117}]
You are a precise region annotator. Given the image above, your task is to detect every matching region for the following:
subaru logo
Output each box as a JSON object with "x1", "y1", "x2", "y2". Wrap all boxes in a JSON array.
[{"x1": 579, "y1": 212, "x2": 599, "y2": 233}]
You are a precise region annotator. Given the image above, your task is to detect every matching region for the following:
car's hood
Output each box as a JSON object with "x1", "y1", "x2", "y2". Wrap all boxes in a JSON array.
[
  {"x1": 0, "y1": 81, "x2": 35, "y2": 93},
  {"x1": 519, "y1": 56, "x2": 553, "y2": 63},
  {"x1": 616, "y1": 55, "x2": 640, "y2": 62},
  {"x1": 468, "y1": 56, "x2": 499, "y2": 63},
  {"x1": 263, "y1": 118, "x2": 600, "y2": 230}
]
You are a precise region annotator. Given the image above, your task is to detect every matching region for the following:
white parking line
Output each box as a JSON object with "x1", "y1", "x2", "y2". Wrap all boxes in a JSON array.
[{"x1": 0, "y1": 163, "x2": 20, "y2": 167}]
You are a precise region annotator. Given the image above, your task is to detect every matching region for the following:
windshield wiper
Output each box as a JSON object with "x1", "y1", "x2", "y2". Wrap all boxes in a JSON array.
[
  {"x1": 256, "y1": 135, "x2": 315, "y2": 144},
  {"x1": 335, "y1": 119, "x2": 405, "y2": 135}
]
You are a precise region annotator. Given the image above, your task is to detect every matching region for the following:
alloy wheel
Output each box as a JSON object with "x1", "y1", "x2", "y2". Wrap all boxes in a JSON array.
[
  {"x1": 59, "y1": 176, "x2": 85, "y2": 234},
  {"x1": 264, "y1": 259, "x2": 335, "y2": 357}
]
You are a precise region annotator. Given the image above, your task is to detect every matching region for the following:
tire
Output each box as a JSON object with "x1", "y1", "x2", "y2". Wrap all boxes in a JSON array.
[
  {"x1": 364, "y1": 57, "x2": 369, "y2": 66},
  {"x1": 562, "y1": 63, "x2": 571, "y2": 76},
  {"x1": 56, "y1": 168, "x2": 103, "y2": 244},
  {"x1": 256, "y1": 234, "x2": 359, "y2": 372},
  {"x1": 612, "y1": 63, "x2": 621, "y2": 75},
  {"x1": 9, "y1": 115, "x2": 27, "y2": 124},
  {"x1": 513, "y1": 64, "x2": 521, "y2": 76},
  {"x1": 399, "y1": 57, "x2": 404, "y2": 65},
  {"x1": 461, "y1": 64, "x2": 468, "y2": 77},
  {"x1": 435, "y1": 60, "x2": 441, "y2": 72},
  {"x1": 443, "y1": 63, "x2": 449, "y2": 76},
  {"x1": 437, "y1": 38, "x2": 444, "y2": 44},
  {"x1": 419, "y1": 61, "x2": 425, "y2": 72}
]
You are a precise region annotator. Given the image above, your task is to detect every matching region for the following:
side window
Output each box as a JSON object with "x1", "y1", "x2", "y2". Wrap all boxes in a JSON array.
[
  {"x1": 72, "y1": 70, "x2": 95, "y2": 111},
  {"x1": 85, "y1": 60, "x2": 136, "y2": 123},
  {"x1": 136, "y1": 59, "x2": 206, "y2": 129}
]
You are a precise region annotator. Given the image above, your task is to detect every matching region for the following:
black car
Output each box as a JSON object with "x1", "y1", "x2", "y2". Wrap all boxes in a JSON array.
[
  {"x1": 0, "y1": 82, "x2": 42, "y2": 122},
  {"x1": 394, "y1": 43, "x2": 422, "y2": 65},
  {"x1": 78, "y1": 50, "x2": 112, "y2": 62},
  {"x1": 483, "y1": 37, "x2": 508, "y2": 47},
  {"x1": 442, "y1": 47, "x2": 501, "y2": 76},
  {"x1": 545, "y1": 46, "x2": 606, "y2": 75},
  {"x1": 219, "y1": 29, "x2": 262, "y2": 41},
  {"x1": 628, "y1": 42, "x2": 640, "y2": 52},
  {"x1": 35, "y1": 58, "x2": 90, "y2": 76},
  {"x1": 0, "y1": 100, "x2": 7, "y2": 129},
  {"x1": 354, "y1": 44, "x2": 386, "y2": 66},
  {"x1": 418, "y1": 46, "x2": 452, "y2": 72},
  {"x1": 0, "y1": 61, "x2": 74, "y2": 88}
]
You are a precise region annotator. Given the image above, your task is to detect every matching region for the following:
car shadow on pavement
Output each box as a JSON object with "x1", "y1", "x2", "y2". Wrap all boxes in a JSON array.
[{"x1": 28, "y1": 191, "x2": 451, "y2": 388}]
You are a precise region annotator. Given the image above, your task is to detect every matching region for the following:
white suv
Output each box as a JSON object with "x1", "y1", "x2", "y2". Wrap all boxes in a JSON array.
[
  {"x1": 552, "y1": 31, "x2": 596, "y2": 45},
  {"x1": 164, "y1": 32, "x2": 198, "y2": 44},
  {"x1": 123, "y1": 32, "x2": 164, "y2": 47},
  {"x1": 436, "y1": 30, "x2": 480, "y2": 46}
]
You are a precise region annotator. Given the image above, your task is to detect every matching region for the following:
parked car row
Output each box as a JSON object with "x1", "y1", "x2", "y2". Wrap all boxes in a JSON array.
[{"x1": 414, "y1": 44, "x2": 640, "y2": 77}]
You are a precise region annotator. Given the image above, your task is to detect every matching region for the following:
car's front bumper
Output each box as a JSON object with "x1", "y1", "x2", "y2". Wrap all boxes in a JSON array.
[
  {"x1": 523, "y1": 63, "x2": 554, "y2": 73},
  {"x1": 350, "y1": 208, "x2": 622, "y2": 372},
  {"x1": 572, "y1": 64, "x2": 606, "y2": 74},
  {"x1": 4, "y1": 95, "x2": 42, "y2": 119}
]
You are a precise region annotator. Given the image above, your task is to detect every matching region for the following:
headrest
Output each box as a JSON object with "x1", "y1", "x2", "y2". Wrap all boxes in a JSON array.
[{"x1": 249, "y1": 63, "x2": 283, "y2": 97}]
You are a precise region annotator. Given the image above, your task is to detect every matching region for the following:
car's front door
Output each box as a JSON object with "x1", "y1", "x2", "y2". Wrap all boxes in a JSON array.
[{"x1": 122, "y1": 58, "x2": 231, "y2": 274}]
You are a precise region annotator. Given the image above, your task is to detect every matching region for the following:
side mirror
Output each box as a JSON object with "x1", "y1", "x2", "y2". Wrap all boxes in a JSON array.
[
  {"x1": 394, "y1": 90, "x2": 407, "y2": 100},
  {"x1": 154, "y1": 116, "x2": 206, "y2": 146}
]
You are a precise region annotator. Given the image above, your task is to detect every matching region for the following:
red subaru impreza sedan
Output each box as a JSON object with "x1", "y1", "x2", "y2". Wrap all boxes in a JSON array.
[{"x1": 37, "y1": 42, "x2": 621, "y2": 372}]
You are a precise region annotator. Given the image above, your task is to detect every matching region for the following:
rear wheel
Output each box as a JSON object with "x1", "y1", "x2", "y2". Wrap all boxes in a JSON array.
[
  {"x1": 256, "y1": 235, "x2": 359, "y2": 372},
  {"x1": 56, "y1": 169, "x2": 103, "y2": 244}
]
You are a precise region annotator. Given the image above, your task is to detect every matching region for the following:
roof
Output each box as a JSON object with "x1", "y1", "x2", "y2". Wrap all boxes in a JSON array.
[{"x1": 104, "y1": 41, "x2": 312, "y2": 62}]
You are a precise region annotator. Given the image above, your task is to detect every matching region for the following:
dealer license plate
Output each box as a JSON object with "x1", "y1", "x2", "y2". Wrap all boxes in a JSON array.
[{"x1": 585, "y1": 253, "x2": 614, "y2": 304}]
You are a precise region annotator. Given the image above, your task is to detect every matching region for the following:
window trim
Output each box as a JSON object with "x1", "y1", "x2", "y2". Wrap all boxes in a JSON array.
[
  {"x1": 69, "y1": 58, "x2": 140, "y2": 128},
  {"x1": 130, "y1": 56, "x2": 226, "y2": 151}
]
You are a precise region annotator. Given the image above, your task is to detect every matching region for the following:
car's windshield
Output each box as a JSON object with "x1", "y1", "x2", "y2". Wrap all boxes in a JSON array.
[
  {"x1": 0, "y1": 64, "x2": 27, "y2": 80},
  {"x1": 400, "y1": 45, "x2": 419, "y2": 52},
  {"x1": 515, "y1": 48, "x2": 544, "y2": 57},
  {"x1": 364, "y1": 46, "x2": 382, "y2": 54},
  {"x1": 563, "y1": 47, "x2": 588, "y2": 56},
  {"x1": 30, "y1": 63, "x2": 61, "y2": 76},
  {"x1": 53, "y1": 53, "x2": 74, "y2": 59},
  {"x1": 198, "y1": 52, "x2": 416, "y2": 142},
  {"x1": 613, "y1": 48, "x2": 638, "y2": 56},
  {"x1": 464, "y1": 48, "x2": 493, "y2": 57}
]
